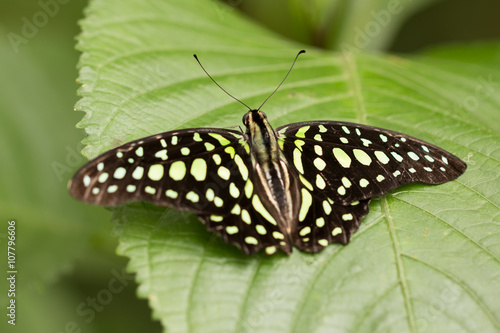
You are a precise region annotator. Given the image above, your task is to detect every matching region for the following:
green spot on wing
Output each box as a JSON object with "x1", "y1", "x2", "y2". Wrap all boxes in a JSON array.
[
  {"x1": 169, "y1": 161, "x2": 186, "y2": 181},
  {"x1": 295, "y1": 126, "x2": 310, "y2": 138}
]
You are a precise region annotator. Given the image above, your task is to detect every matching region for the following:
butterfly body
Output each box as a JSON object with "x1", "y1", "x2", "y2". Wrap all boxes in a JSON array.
[
  {"x1": 69, "y1": 107, "x2": 466, "y2": 255},
  {"x1": 243, "y1": 109, "x2": 300, "y2": 254}
]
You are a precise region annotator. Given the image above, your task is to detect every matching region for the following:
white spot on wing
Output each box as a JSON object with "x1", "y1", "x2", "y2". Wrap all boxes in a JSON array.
[
  {"x1": 391, "y1": 152, "x2": 403, "y2": 162},
  {"x1": 234, "y1": 154, "x2": 248, "y2": 181},
  {"x1": 193, "y1": 133, "x2": 202, "y2": 142},
  {"x1": 166, "y1": 189, "x2": 178, "y2": 199},
  {"x1": 226, "y1": 226, "x2": 239, "y2": 235},
  {"x1": 148, "y1": 164, "x2": 164, "y2": 181},
  {"x1": 361, "y1": 138, "x2": 372, "y2": 147},
  {"x1": 107, "y1": 185, "x2": 118, "y2": 193},
  {"x1": 407, "y1": 151, "x2": 420, "y2": 161},
  {"x1": 132, "y1": 166, "x2": 144, "y2": 180},
  {"x1": 332, "y1": 227, "x2": 342, "y2": 236},
  {"x1": 353, "y1": 149, "x2": 372, "y2": 166},
  {"x1": 186, "y1": 191, "x2": 199, "y2": 203},
  {"x1": 98, "y1": 172, "x2": 109, "y2": 183},
  {"x1": 293, "y1": 148, "x2": 304, "y2": 174},
  {"x1": 314, "y1": 157, "x2": 326, "y2": 171},
  {"x1": 217, "y1": 166, "x2": 230, "y2": 180},
  {"x1": 229, "y1": 182, "x2": 240, "y2": 198},
  {"x1": 375, "y1": 151, "x2": 390, "y2": 164},
  {"x1": 169, "y1": 161, "x2": 186, "y2": 181},
  {"x1": 337, "y1": 186, "x2": 346, "y2": 195},
  {"x1": 316, "y1": 174, "x2": 326, "y2": 189},
  {"x1": 113, "y1": 167, "x2": 127, "y2": 179},
  {"x1": 154, "y1": 149, "x2": 168, "y2": 160},
  {"x1": 190, "y1": 158, "x2": 207, "y2": 181},
  {"x1": 359, "y1": 178, "x2": 369, "y2": 187},
  {"x1": 144, "y1": 186, "x2": 156, "y2": 195},
  {"x1": 333, "y1": 148, "x2": 351, "y2": 168},
  {"x1": 299, "y1": 188, "x2": 312, "y2": 222},
  {"x1": 341, "y1": 177, "x2": 352, "y2": 188},
  {"x1": 322, "y1": 200, "x2": 332, "y2": 215}
]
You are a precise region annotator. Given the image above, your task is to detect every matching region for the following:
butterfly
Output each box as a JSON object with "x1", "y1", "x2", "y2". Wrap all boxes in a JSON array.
[{"x1": 69, "y1": 50, "x2": 467, "y2": 255}]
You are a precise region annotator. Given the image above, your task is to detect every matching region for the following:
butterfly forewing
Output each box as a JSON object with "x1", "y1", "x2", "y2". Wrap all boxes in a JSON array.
[
  {"x1": 277, "y1": 121, "x2": 467, "y2": 205},
  {"x1": 70, "y1": 128, "x2": 247, "y2": 210}
]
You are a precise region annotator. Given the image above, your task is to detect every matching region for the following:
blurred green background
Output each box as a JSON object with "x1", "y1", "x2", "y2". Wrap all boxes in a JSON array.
[{"x1": 0, "y1": 0, "x2": 499, "y2": 332}]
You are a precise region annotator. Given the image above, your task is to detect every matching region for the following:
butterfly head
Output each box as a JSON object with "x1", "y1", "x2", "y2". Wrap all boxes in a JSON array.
[
  {"x1": 242, "y1": 109, "x2": 276, "y2": 151},
  {"x1": 242, "y1": 109, "x2": 267, "y2": 125},
  {"x1": 242, "y1": 110, "x2": 270, "y2": 133}
]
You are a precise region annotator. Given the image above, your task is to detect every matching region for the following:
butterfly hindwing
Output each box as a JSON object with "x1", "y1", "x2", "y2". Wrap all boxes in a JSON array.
[
  {"x1": 277, "y1": 121, "x2": 467, "y2": 205},
  {"x1": 293, "y1": 192, "x2": 370, "y2": 252},
  {"x1": 199, "y1": 193, "x2": 293, "y2": 255}
]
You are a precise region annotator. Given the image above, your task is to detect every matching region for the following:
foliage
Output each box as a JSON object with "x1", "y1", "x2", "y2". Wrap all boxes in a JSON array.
[{"x1": 74, "y1": 0, "x2": 500, "y2": 332}]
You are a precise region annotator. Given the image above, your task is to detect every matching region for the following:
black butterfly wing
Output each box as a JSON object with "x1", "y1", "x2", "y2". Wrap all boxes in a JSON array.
[
  {"x1": 277, "y1": 121, "x2": 467, "y2": 205},
  {"x1": 198, "y1": 192, "x2": 293, "y2": 255},
  {"x1": 277, "y1": 121, "x2": 466, "y2": 252},
  {"x1": 292, "y1": 184, "x2": 371, "y2": 252},
  {"x1": 69, "y1": 128, "x2": 291, "y2": 255},
  {"x1": 70, "y1": 128, "x2": 241, "y2": 209}
]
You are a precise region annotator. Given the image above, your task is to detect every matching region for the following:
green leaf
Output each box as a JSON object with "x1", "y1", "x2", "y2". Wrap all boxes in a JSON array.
[
  {"x1": 0, "y1": 24, "x2": 112, "y2": 289},
  {"x1": 76, "y1": 0, "x2": 500, "y2": 332},
  {"x1": 0, "y1": 3, "x2": 125, "y2": 332}
]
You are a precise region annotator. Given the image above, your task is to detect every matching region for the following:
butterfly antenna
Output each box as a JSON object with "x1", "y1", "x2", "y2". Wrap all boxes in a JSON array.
[
  {"x1": 193, "y1": 54, "x2": 252, "y2": 111},
  {"x1": 257, "y1": 50, "x2": 305, "y2": 111}
]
